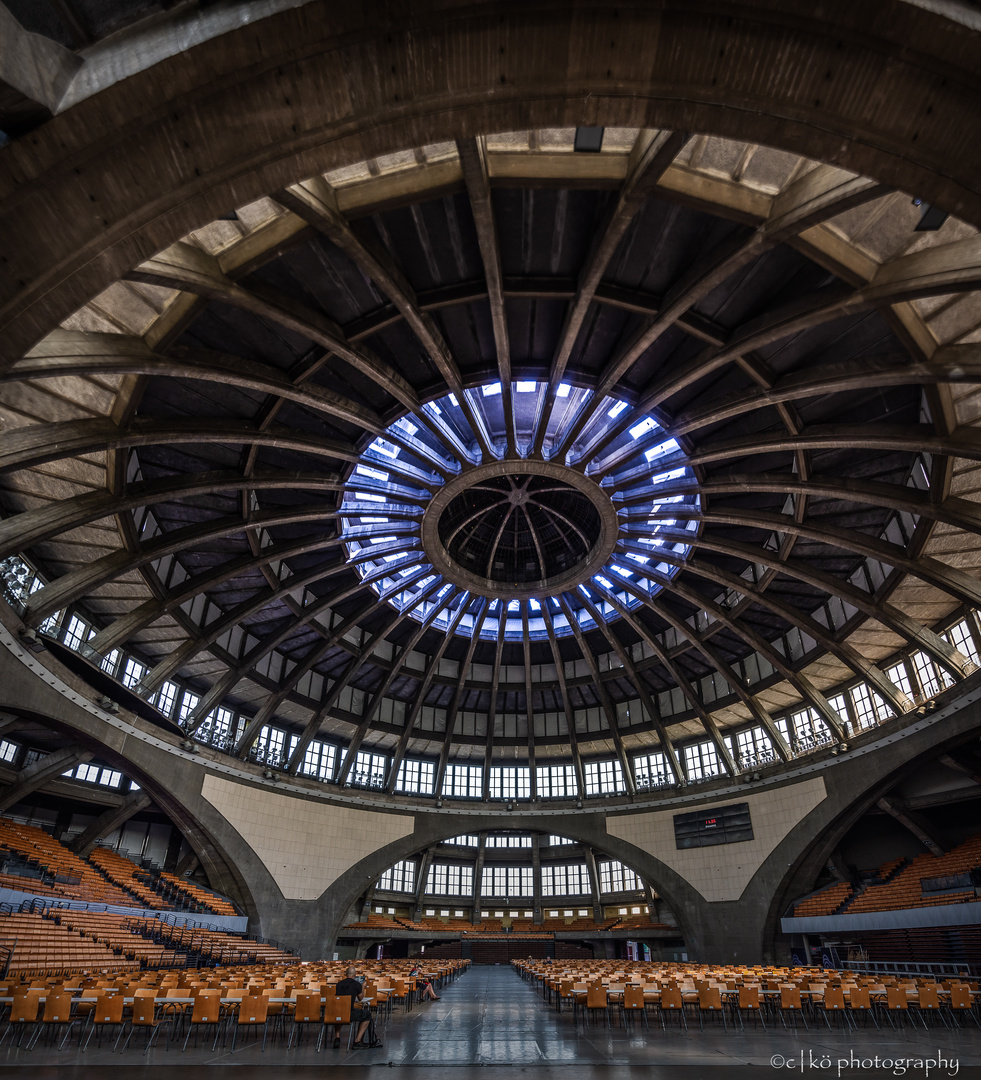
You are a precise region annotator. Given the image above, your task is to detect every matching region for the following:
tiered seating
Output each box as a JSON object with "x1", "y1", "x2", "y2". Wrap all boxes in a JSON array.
[
  {"x1": 848, "y1": 834, "x2": 981, "y2": 913},
  {"x1": 0, "y1": 906, "x2": 299, "y2": 976},
  {"x1": 0, "y1": 820, "x2": 138, "y2": 907},
  {"x1": 540, "y1": 916, "x2": 620, "y2": 931},
  {"x1": 88, "y1": 847, "x2": 175, "y2": 910},
  {"x1": 610, "y1": 914, "x2": 674, "y2": 931},
  {"x1": 53, "y1": 911, "x2": 182, "y2": 967},
  {"x1": 793, "y1": 882, "x2": 853, "y2": 917},
  {"x1": 156, "y1": 870, "x2": 238, "y2": 916},
  {"x1": 132, "y1": 919, "x2": 293, "y2": 965},
  {"x1": 0, "y1": 911, "x2": 130, "y2": 974},
  {"x1": 343, "y1": 914, "x2": 405, "y2": 930}
]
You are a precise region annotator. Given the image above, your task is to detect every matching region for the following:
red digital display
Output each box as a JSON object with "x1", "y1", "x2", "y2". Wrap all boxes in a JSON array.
[{"x1": 704, "y1": 818, "x2": 717, "y2": 827}]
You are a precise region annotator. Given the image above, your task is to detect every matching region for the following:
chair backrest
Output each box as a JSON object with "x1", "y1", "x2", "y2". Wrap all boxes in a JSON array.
[
  {"x1": 191, "y1": 991, "x2": 222, "y2": 1023},
  {"x1": 950, "y1": 986, "x2": 972, "y2": 1009},
  {"x1": 848, "y1": 987, "x2": 871, "y2": 1009},
  {"x1": 780, "y1": 986, "x2": 802, "y2": 1009},
  {"x1": 132, "y1": 995, "x2": 157, "y2": 1024},
  {"x1": 294, "y1": 992, "x2": 321, "y2": 1022},
  {"x1": 823, "y1": 987, "x2": 845, "y2": 1010},
  {"x1": 918, "y1": 984, "x2": 940, "y2": 1008},
  {"x1": 327, "y1": 995, "x2": 352, "y2": 1024},
  {"x1": 738, "y1": 986, "x2": 760, "y2": 1009},
  {"x1": 41, "y1": 992, "x2": 72, "y2": 1023},
  {"x1": 886, "y1": 987, "x2": 908, "y2": 1010},
  {"x1": 586, "y1": 986, "x2": 607, "y2": 1008},
  {"x1": 94, "y1": 995, "x2": 125, "y2": 1024},
  {"x1": 238, "y1": 996, "x2": 268, "y2": 1024},
  {"x1": 698, "y1": 986, "x2": 722, "y2": 1009},
  {"x1": 624, "y1": 986, "x2": 644, "y2": 1009},
  {"x1": 660, "y1": 987, "x2": 683, "y2": 1010}
]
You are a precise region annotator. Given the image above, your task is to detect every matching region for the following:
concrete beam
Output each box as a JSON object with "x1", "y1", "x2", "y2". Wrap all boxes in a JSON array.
[
  {"x1": 876, "y1": 797, "x2": 945, "y2": 858},
  {"x1": 174, "y1": 850, "x2": 200, "y2": 878},
  {"x1": 71, "y1": 789, "x2": 152, "y2": 857},
  {"x1": 939, "y1": 751, "x2": 981, "y2": 786},
  {"x1": 0, "y1": 744, "x2": 92, "y2": 812},
  {"x1": 0, "y1": 3, "x2": 81, "y2": 131}
]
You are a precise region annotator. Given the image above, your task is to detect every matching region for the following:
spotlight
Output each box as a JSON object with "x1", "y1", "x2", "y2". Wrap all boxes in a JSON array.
[
  {"x1": 912, "y1": 199, "x2": 948, "y2": 231},
  {"x1": 262, "y1": 767, "x2": 276, "y2": 780},
  {"x1": 179, "y1": 738, "x2": 198, "y2": 753},
  {"x1": 18, "y1": 627, "x2": 46, "y2": 653},
  {"x1": 99, "y1": 696, "x2": 119, "y2": 713}
]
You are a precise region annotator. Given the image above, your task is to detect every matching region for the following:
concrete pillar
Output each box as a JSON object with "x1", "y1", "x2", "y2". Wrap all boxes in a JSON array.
[
  {"x1": 471, "y1": 833, "x2": 487, "y2": 924},
  {"x1": 531, "y1": 833, "x2": 543, "y2": 924},
  {"x1": 412, "y1": 847, "x2": 435, "y2": 921},
  {"x1": 582, "y1": 847, "x2": 604, "y2": 922}
]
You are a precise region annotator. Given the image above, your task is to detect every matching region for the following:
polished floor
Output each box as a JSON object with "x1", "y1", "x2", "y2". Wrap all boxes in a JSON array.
[{"x1": 2, "y1": 964, "x2": 981, "y2": 1078}]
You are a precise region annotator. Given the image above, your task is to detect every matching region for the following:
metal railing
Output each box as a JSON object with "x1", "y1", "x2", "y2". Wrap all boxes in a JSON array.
[{"x1": 835, "y1": 959, "x2": 980, "y2": 978}]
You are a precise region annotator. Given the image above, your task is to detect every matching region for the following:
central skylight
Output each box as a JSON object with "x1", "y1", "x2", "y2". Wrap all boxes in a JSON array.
[{"x1": 341, "y1": 381, "x2": 699, "y2": 641}]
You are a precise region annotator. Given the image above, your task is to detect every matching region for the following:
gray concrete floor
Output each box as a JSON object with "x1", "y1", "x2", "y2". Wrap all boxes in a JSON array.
[{"x1": 2, "y1": 965, "x2": 981, "y2": 1078}]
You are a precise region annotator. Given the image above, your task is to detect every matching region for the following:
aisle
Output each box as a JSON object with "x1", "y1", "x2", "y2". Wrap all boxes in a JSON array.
[
  {"x1": 7, "y1": 963, "x2": 981, "y2": 1078},
  {"x1": 388, "y1": 961, "x2": 569, "y2": 1065}
]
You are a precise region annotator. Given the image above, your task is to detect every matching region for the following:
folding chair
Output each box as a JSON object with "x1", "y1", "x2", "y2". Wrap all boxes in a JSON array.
[
  {"x1": 0, "y1": 991, "x2": 42, "y2": 1047},
  {"x1": 583, "y1": 985, "x2": 609, "y2": 1028},
  {"x1": 948, "y1": 985, "x2": 980, "y2": 1029},
  {"x1": 318, "y1": 993, "x2": 351, "y2": 1052},
  {"x1": 82, "y1": 993, "x2": 125, "y2": 1052},
  {"x1": 697, "y1": 985, "x2": 727, "y2": 1030},
  {"x1": 659, "y1": 986, "x2": 688, "y2": 1031},
  {"x1": 119, "y1": 991, "x2": 174, "y2": 1055},
  {"x1": 911, "y1": 984, "x2": 948, "y2": 1029},
  {"x1": 230, "y1": 995, "x2": 269, "y2": 1051},
  {"x1": 288, "y1": 991, "x2": 322, "y2": 1049},
  {"x1": 883, "y1": 986, "x2": 913, "y2": 1030},
  {"x1": 814, "y1": 985, "x2": 851, "y2": 1030},
  {"x1": 735, "y1": 985, "x2": 766, "y2": 1030},
  {"x1": 846, "y1": 986, "x2": 878, "y2": 1029},
  {"x1": 779, "y1": 985, "x2": 808, "y2": 1030},
  {"x1": 181, "y1": 990, "x2": 223, "y2": 1052},
  {"x1": 620, "y1": 984, "x2": 648, "y2": 1029},
  {"x1": 26, "y1": 992, "x2": 79, "y2": 1050}
]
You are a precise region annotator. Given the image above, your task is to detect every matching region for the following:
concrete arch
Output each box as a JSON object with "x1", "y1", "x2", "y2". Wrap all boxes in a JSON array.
[
  {"x1": 306, "y1": 812, "x2": 702, "y2": 960},
  {"x1": 4, "y1": 0, "x2": 981, "y2": 363}
]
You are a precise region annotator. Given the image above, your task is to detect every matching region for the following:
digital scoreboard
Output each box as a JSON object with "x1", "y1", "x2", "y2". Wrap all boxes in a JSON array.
[{"x1": 673, "y1": 802, "x2": 753, "y2": 849}]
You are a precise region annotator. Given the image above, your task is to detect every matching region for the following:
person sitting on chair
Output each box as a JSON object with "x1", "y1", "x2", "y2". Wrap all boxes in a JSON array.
[
  {"x1": 334, "y1": 967, "x2": 382, "y2": 1048},
  {"x1": 409, "y1": 965, "x2": 440, "y2": 1001}
]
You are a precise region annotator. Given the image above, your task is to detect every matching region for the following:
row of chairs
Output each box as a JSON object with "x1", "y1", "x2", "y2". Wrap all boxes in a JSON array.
[
  {"x1": 565, "y1": 980, "x2": 980, "y2": 1034},
  {"x1": 2, "y1": 986, "x2": 374, "y2": 1055}
]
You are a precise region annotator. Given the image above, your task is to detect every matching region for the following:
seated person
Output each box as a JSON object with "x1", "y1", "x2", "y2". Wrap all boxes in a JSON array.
[
  {"x1": 333, "y1": 967, "x2": 382, "y2": 1048},
  {"x1": 409, "y1": 965, "x2": 440, "y2": 1001}
]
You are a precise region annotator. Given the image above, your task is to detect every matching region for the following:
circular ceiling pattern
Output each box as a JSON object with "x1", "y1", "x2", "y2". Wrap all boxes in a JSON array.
[
  {"x1": 438, "y1": 472, "x2": 601, "y2": 585},
  {"x1": 4, "y1": 128, "x2": 981, "y2": 794},
  {"x1": 343, "y1": 383, "x2": 697, "y2": 641}
]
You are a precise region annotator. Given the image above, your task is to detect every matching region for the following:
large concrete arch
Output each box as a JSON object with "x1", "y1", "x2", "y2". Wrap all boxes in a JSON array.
[
  {"x1": 5, "y1": 594, "x2": 981, "y2": 961},
  {"x1": 4, "y1": 0, "x2": 981, "y2": 364}
]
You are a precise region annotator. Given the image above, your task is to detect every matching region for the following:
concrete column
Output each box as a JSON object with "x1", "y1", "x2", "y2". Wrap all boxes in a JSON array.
[
  {"x1": 531, "y1": 834, "x2": 543, "y2": 924},
  {"x1": 582, "y1": 847, "x2": 604, "y2": 922},
  {"x1": 412, "y1": 846, "x2": 436, "y2": 921},
  {"x1": 471, "y1": 833, "x2": 487, "y2": 924}
]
